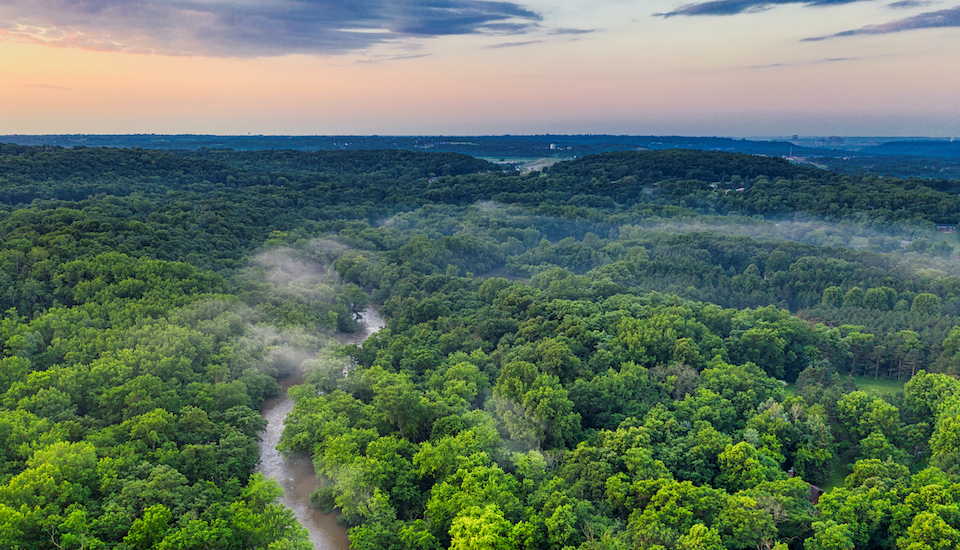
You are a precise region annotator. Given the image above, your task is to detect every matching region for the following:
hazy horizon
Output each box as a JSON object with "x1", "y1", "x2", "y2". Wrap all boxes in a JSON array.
[{"x1": 0, "y1": 133, "x2": 953, "y2": 141}]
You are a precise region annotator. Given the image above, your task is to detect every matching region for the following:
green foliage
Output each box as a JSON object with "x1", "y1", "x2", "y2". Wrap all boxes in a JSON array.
[
  {"x1": 448, "y1": 504, "x2": 515, "y2": 550},
  {"x1": 5, "y1": 144, "x2": 960, "y2": 550},
  {"x1": 491, "y1": 361, "x2": 581, "y2": 450}
]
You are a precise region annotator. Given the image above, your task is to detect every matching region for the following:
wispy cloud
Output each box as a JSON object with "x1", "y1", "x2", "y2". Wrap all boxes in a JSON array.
[
  {"x1": 22, "y1": 83, "x2": 70, "y2": 90},
  {"x1": 887, "y1": 0, "x2": 932, "y2": 8},
  {"x1": 549, "y1": 28, "x2": 598, "y2": 35},
  {"x1": 803, "y1": 5, "x2": 960, "y2": 40},
  {"x1": 745, "y1": 56, "x2": 859, "y2": 68},
  {"x1": 656, "y1": 0, "x2": 864, "y2": 18},
  {"x1": 356, "y1": 53, "x2": 433, "y2": 64},
  {"x1": 0, "y1": 0, "x2": 542, "y2": 57},
  {"x1": 485, "y1": 39, "x2": 543, "y2": 48}
]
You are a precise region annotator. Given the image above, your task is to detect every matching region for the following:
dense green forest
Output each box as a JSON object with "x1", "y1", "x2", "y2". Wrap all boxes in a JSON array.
[
  {"x1": 3, "y1": 144, "x2": 960, "y2": 549},
  {"x1": 5, "y1": 134, "x2": 959, "y2": 181}
]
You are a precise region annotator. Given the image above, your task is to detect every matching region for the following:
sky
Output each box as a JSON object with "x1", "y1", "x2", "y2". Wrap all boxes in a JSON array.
[{"x1": 1, "y1": 0, "x2": 959, "y2": 136}]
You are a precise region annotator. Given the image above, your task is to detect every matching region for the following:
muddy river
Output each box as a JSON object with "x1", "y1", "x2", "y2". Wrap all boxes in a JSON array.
[{"x1": 256, "y1": 307, "x2": 385, "y2": 550}]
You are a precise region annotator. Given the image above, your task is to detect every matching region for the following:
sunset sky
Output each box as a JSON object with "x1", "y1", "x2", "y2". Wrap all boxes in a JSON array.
[{"x1": 2, "y1": 0, "x2": 959, "y2": 136}]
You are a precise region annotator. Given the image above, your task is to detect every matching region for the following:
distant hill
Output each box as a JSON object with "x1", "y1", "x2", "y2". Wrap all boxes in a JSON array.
[
  {"x1": 544, "y1": 149, "x2": 827, "y2": 183},
  {"x1": 869, "y1": 140, "x2": 960, "y2": 157},
  {"x1": 4, "y1": 133, "x2": 958, "y2": 180},
  {"x1": 0, "y1": 144, "x2": 496, "y2": 205},
  {"x1": 178, "y1": 148, "x2": 497, "y2": 176}
]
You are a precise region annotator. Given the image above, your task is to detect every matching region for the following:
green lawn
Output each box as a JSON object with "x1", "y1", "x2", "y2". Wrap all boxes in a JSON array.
[
  {"x1": 851, "y1": 375, "x2": 905, "y2": 395},
  {"x1": 821, "y1": 462, "x2": 852, "y2": 492}
]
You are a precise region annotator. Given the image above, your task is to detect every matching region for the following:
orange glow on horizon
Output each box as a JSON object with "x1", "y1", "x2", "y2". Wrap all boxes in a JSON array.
[{"x1": 2, "y1": 4, "x2": 959, "y2": 137}]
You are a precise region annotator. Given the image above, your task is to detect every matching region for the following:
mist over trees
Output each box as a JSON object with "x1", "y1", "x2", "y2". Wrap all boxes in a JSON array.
[{"x1": 2, "y1": 144, "x2": 960, "y2": 549}]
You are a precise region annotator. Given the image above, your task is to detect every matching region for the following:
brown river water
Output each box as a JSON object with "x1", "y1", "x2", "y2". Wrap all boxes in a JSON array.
[{"x1": 256, "y1": 307, "x2": 385, "y2": 550}]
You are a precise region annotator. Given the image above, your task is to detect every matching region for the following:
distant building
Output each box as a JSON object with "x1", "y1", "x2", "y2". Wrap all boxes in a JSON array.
[
  {"x1": 814, "y1": 136, "x2": 846, "y2": 148},
  {"x1": 786, "y1": 468, "x2": 824, "y2": 504},
  {"x1": 937, "y1": 225, "x2": 957, "y2": 233}
]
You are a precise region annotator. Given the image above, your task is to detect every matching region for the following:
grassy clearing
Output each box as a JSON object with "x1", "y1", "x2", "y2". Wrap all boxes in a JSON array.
[
  {"x1": 784, "y1": 375, "x2": 904, "y2": 398},
  {"x1": 821, "y1": 462, "x2": 852, "y2": 492},
  {"x1": 851, "y1": 375, "x2": 905, "y2": 395}
]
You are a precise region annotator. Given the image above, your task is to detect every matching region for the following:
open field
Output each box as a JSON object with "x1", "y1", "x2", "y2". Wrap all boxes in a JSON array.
[{"x1": 482, "y1": 156, "x2": 570, "y2": 172}]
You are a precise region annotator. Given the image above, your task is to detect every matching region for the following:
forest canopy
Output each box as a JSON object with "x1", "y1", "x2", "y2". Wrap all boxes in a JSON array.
[{"x1": 2, "y1": 144, "x2": 960, "y2": 549}]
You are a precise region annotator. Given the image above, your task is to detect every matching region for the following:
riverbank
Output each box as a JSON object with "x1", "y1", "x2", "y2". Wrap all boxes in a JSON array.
[{"x1": 256, "y1": 306, "x2": 385, "y2": 550}]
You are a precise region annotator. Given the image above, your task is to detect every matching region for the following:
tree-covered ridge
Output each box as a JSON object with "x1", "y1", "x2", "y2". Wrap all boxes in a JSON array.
[
  {"x1": 3, "y1": 145, "x2": 960, "y2": 549},
  {"x1": 540, "y1": 151, "x2": 960, "y2": 225},
  {"x1": 545, "y1": 150, "x2": 828, "y2": 182},
  {"x1": 0, "y1": 146, "x2": 239, "y2": 204},
  {"x1": 178, "y1": 148, "x2": 498, "y2": 177},
  {"x1": 5, "y1": 145, "x2": 960, "y2": 229},
  {"x1": 0, "y1": 145, "x2": 495, "y2": 206},
  {"x1": 0, "y1": 147, "x2": 495, "y2": 307}
]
